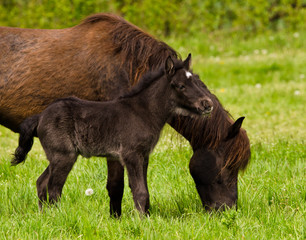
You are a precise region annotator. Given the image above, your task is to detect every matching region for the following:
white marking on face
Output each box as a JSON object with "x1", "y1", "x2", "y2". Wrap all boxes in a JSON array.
[
  {"x1": 185, "y1": 71, "x2": 192, "y2": 78},
  {"x1": 174, "y1": 107, "x2": 196, "y2": 117}
]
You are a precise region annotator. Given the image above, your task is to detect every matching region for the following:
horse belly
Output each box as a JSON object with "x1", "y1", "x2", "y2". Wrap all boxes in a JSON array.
[{"x1": 74, "y1": 113, "x2": 121, "y2": 159}]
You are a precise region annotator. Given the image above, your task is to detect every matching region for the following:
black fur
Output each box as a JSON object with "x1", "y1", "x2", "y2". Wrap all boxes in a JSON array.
[
  {"x1": 11, "y1": 115, "x2": 39, "y2": 165},
  {"x1": 12, "y1": 55, "x2": 213, "y2": 216}
]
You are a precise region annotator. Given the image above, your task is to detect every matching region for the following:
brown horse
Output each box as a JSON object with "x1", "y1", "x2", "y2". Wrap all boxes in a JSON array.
[{"x1": 0, "y1": 13, "x2": 250, "y2": 213}]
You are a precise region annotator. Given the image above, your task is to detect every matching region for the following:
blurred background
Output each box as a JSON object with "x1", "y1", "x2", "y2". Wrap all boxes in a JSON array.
[{"x1": 0, "y1": 0, "x2": 305, "y2": 37}]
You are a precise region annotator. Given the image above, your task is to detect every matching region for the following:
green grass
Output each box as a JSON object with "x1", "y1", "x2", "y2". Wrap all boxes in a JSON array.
[{"x1": 0, "y1": 30, "x2": 305, "y2": 239}]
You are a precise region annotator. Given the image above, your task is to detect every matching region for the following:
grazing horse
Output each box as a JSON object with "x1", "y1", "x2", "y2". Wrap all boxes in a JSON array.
[
  {"x1": 169, "y1": 97, "x2": 250, "y2": 210},
  {"x1": 11, "y1": 55, "x2": 213, "y2": 215},
  {"x1": 0, "y1": 13, "x2": 250, "y2": 212}
]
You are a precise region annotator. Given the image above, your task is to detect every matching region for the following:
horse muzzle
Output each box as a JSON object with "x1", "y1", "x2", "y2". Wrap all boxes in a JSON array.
[{"x1": 196, "y1": 98, "x2": 213, "y2": 115}]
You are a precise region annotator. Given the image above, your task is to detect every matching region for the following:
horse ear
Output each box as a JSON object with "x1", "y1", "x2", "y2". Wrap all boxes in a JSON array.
[
  {"x1": 165, "y1": 56, "x2": 175, "y2": 76},
  {"x1": 184, "y1": 53, "x2": 192, "y2": 69},
  {"x1": 226, "y1": 117, "x2": 245, "y2": 140}
]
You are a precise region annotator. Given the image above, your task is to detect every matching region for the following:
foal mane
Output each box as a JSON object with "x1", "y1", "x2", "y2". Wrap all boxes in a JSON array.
[
  {"x1": 119, "y1": 67, "x2": 165, "y2": 99},
  {"x1": 80, "y1": 13, "x2": 179, "y2": 85},
  {"x1": 119, "y1": 58, "x2": 186, "y2": 99}
]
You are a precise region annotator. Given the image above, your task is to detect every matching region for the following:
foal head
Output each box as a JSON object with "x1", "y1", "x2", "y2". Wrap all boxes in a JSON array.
[{"x1": 166, "y1": 54, "x2": 213, "y2": 116}]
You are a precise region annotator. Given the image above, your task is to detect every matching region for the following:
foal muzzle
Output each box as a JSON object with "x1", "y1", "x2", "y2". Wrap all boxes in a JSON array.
[{"x1": 196, "y1": 98, "x2": 213, "y2": 115}]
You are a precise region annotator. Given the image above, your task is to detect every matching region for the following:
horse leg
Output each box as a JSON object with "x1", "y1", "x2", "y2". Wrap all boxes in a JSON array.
[
  {"x1": 46, "y1": 152, "x2": 77, "y2": 205},
  {"x1": 106, "y1": 157, "x2": 124, "y2": 218},
  {"x1": 36, "y1": 166, "x2": 50, "y2": 209},
  {"x1": 124, "y1": 154, "x2": 149, "y2": 214},
  {"x1": 143, "y1": 156, "x2": 150, "y2": 212}
]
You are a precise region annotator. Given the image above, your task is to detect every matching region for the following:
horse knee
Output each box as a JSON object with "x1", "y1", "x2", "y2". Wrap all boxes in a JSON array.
[
  {"x1": 138, "y1": 191, "x2": 149, "y2": 203},
  {"x1": 36, "y1": 166, "x2": 50, "y2": 197}
]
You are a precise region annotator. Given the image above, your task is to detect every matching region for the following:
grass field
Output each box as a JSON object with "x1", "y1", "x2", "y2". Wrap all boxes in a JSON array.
[{"x1": 0, "y1": 30, "x2": 305, "y2": 239}]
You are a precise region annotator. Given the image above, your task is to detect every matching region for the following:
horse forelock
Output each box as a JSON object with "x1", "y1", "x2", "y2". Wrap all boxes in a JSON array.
[
  {"x1": 205, "y1": 100, "x2": 250, "y2": 173},
  {"x1": 80, "y1": 13, "x2": 179, "y2": 85},
  {"x1": 174, "y1": 92, "x2": 250, "y2": 173},
  {"x1": 222, "y1": 127, "x2": 251, "y2": 175},
  {"x1": 185, "y1": 93, "x2": 232, "y2": 150}
]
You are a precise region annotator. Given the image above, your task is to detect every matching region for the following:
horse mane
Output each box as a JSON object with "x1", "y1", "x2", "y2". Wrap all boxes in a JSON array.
[
  {"x1": 80, "y1": 13, "x2": 250, "y2": 174},
  {"x1": 80, "y1": 13, "x2": 179, "y2": 84},
  {"x1": 171, "y1": 91, "x2": 250, "y2": 174}
]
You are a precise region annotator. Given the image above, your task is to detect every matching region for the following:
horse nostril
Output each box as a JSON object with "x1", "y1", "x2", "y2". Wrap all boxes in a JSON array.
[
  {"x1": 204, "y1": 105, "x2": 213, "y2": 114},
  {"x1": 201, "y1": 100, "x2": 213, "y2": 114}
]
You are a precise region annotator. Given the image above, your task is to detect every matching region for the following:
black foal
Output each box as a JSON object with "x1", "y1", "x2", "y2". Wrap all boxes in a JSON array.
[{"x1": 12, "y1": 54, "x2": 213, "y2": 216}]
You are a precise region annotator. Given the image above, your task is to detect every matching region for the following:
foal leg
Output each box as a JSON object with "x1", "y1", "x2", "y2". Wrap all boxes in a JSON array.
[
  {"x1": 36, "y1": 166, "x2": 50, "y2": 209},
  {"x1": 46, "y1": 152, "x2": 78, "y2": 205},
  {"x1": 143, "y1": 156, "x2": 150, "y2": 212},
  {"x1": 124, "y1": 154, "x2": 149, "y2": 214},
  {"x1": 106, "y1": 157, "x2": 124, "y2": 218}
]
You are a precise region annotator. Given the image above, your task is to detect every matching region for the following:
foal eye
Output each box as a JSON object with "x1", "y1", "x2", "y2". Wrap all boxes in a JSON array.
[{"x1": 177, "y1": 84, "x2": 185, "y2": 90}]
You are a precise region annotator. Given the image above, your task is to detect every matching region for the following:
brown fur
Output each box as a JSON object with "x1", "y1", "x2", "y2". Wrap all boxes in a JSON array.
[{"x1": 0, "y1": 13, "x2": 178, "y2": 131}]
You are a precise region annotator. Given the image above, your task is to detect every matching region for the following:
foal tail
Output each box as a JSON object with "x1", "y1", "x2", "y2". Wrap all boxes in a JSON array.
[{"x1": 11, "y1": 115, "x2": 40, "y2": 166}]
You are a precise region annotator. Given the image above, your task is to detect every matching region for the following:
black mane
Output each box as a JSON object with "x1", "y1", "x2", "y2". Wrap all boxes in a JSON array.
[
  {"x1": 119, "y1": 67, "x2": 165, "y2": 99},
  {"x1": 119, "y1": 58, "x2": 186, "y2": 99}
]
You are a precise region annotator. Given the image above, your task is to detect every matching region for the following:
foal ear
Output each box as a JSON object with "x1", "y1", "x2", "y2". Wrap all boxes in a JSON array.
[
  {"x1": 183, "y1": 53, "x2": 192, "y2": 69},
  {"x1": 165, "y1": 56, "x2": 175, "y2": 76},
  {"x1": 226, "y1": 117, "x2": 245, "y2": 140}
]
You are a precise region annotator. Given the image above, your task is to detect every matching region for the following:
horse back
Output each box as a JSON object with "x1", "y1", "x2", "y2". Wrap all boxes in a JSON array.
[{"x1": 0, "y1": 22, "x2": 130, "y2": 132}]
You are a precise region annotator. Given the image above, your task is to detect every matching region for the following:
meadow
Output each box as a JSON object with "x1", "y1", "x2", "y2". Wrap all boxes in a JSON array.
[{"x1": 0, "y1": 30, "x2": 305, "y2": 239}]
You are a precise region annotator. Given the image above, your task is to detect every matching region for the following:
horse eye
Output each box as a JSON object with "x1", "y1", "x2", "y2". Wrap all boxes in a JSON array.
[{"x1": 178, "y1": 84, "x2": 185, "y2": 90}]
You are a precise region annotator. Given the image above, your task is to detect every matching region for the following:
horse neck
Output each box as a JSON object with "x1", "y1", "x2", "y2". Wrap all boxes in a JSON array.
[{"x1": 125, "y1": 75, "x2": 173, "y2": 130}]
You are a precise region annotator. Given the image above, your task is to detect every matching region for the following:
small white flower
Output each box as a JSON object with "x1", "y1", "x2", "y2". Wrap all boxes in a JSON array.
[
  {"x1": 293, "y1": 32, "x2": 299, "y2": 38},
  {"x1": 261, "y1": 49, "x2": 268, "y2": 55},
  {"x1": 85, "y1": 188, "x2": 94, "y2": 196},
  {"x1": 209, "y1": 45, "x2": 215, "y2": 51},
  {"x1": 300, "y1": 74, "x2": 305, "y2": 79},
  {"x1": 294, "y1": 90, "x2": 300, "y2": 96},
  {"x1": 254, "y1": 49, "x2": 259, "y2": 55},
  {"x1": 255, "y1": 83, "x2": 262, "y2": 89},
  {"x1": 269, "y1": 36, "x2": 275, "y2": 41}
]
